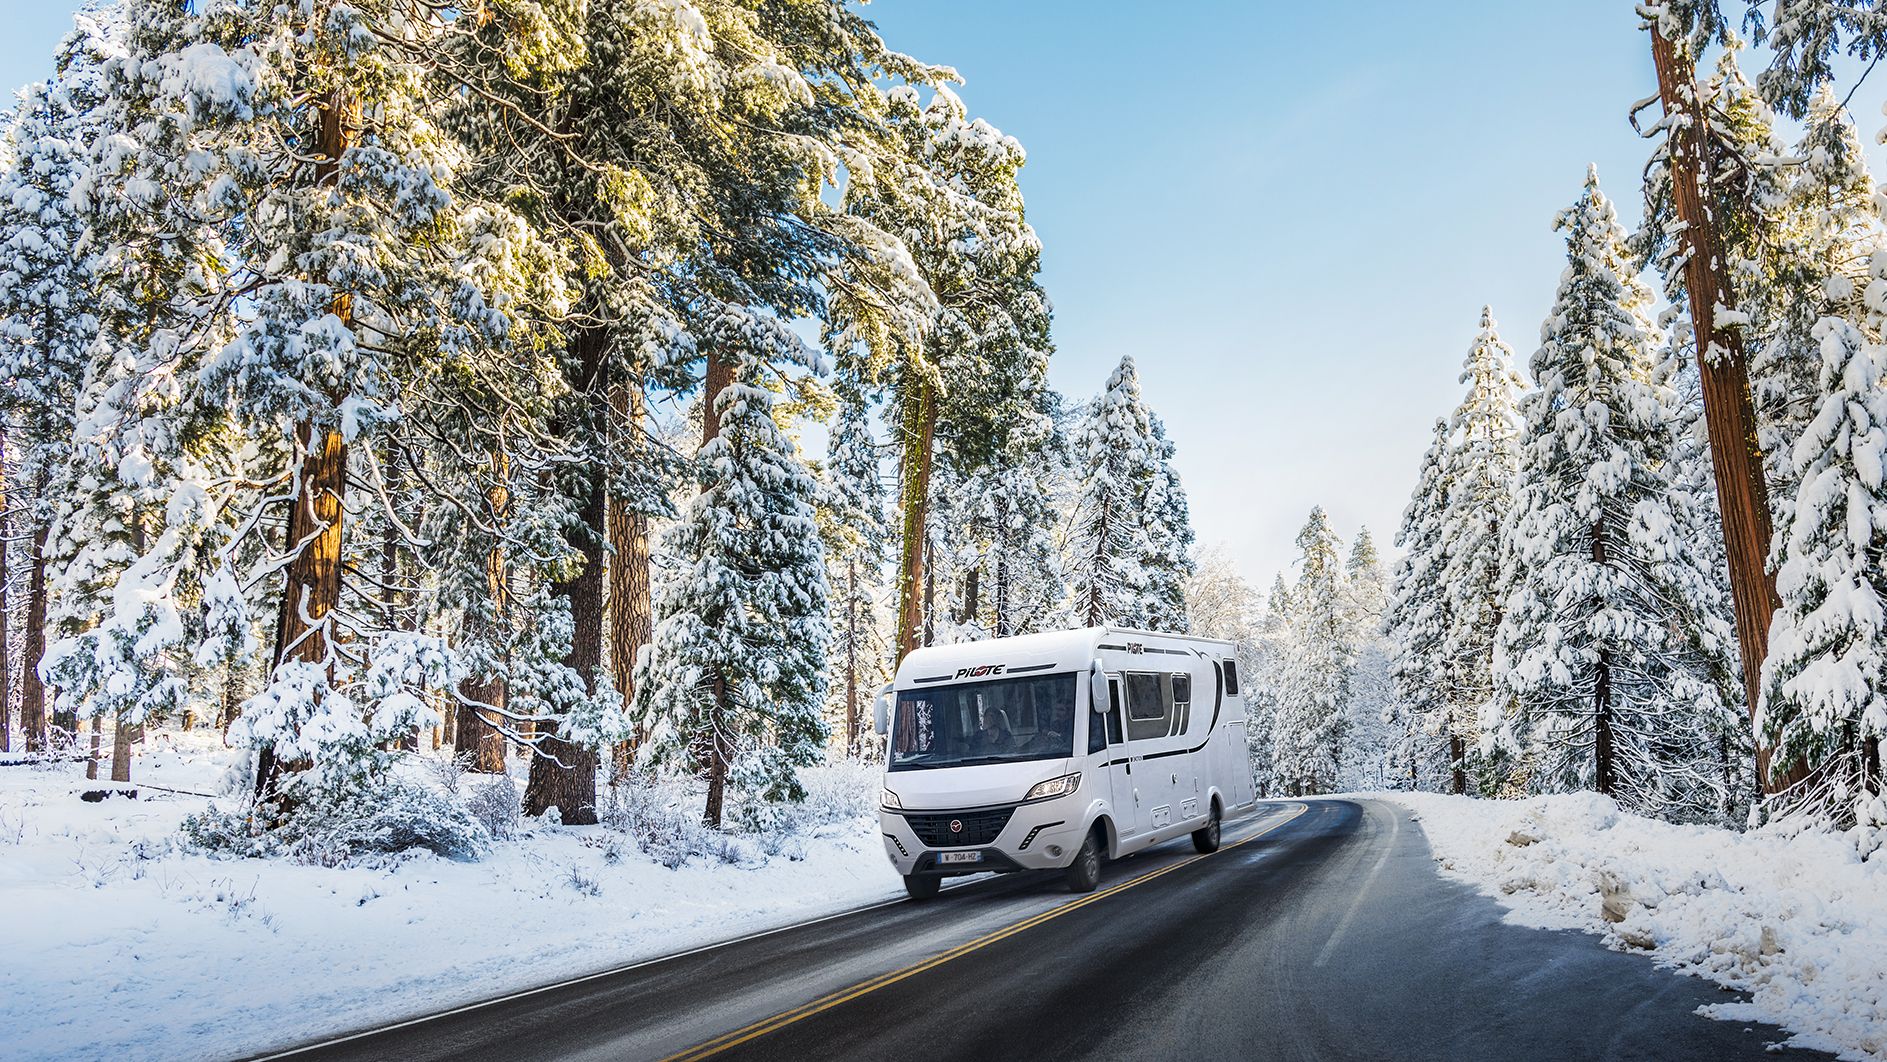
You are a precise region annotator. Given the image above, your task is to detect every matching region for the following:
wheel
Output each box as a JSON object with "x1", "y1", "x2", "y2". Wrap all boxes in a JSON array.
[
  {"x1": 1064, "y1": 829, "x2": 1104, "y2": 893},
  {"x1": 1192, "y1": 806, "x2": 1222, "y2": 853},
  {"x1": 903, "y1": 874, "x2": 940, "y2": 900}
]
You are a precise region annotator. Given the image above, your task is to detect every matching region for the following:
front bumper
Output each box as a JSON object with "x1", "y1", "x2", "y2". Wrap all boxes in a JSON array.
[{"x1": 878, "y1": 800, "x2": 1089, "y2": 877}]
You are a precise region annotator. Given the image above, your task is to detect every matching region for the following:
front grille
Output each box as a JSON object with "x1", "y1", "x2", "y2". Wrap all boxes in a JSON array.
[{"x1": 904, "y1": 807, "x2": 1015, "y2": 847}]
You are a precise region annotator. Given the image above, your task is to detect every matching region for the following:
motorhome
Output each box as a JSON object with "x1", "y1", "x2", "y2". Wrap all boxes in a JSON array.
[{"x1": 873, "y1": 627, "x2": 1258, "y2": 899}]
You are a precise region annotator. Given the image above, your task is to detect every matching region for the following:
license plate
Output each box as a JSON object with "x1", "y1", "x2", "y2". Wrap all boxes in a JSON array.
[{"x1": 938, "y1": 851, "x2": 982, "y2": 865}]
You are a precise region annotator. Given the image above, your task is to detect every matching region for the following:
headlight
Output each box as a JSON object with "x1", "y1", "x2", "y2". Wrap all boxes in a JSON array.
[
  {"x1": 1024, "y1": 772, "x2": 1081, "y2": 802},
  {"x1": 881, "y1": 788, "x2": 902, "y2": 809}
]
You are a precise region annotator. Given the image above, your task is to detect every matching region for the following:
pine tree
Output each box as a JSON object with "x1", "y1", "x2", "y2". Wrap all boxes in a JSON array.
[
  {"x1": 1437, "y1": 308, "x2": 1525, "y2": 792},
  {"x1": 1341, "y1": 529, "x2": 1401, "y2": 791},
  {"x1": 819, "y1": 372, "x2": 891, "y2": 755},
  {"x1": 1069, "y1": 357, "x2": 1161, "y2": 628},
  {"x1": 1495, "y1": 168, "x2": 1739, "y2": 822},
  {"x1": 0, "y1": 9, "x2": 118, "y2": 752},
  {"x1": 1272, "y1": 507, "x2": 1352, "y2": 796},
  {"x1": 1760, "y1": 310, "x2": 1887, "y2": 842},
  {"x1": 1141, "y1": 415, "x2": 1196, "y2": 631},
  {"x1": 634, "y1": 310, "x2": 831, "y2": 827},
  {"x1": 1386, "y1": 419, "x2": 1457, "y2": 789}
]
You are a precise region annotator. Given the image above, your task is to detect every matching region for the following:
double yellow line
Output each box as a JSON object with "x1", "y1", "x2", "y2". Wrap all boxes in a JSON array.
[{"x1": 660, "y1": 802, "x2": 1309, "y2": 1062}]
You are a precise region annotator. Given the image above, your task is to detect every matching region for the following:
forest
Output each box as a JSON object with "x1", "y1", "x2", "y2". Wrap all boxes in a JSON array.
[
  {"x1": 0, "y1": 0, "x2": 1881, "y2": 868},
  {"x1": 0, "y1": 0, "x2": 1201, "y2": 849},
  {"x1": 1239, "y1": 3, "x2": 1886, "y2": 851}
]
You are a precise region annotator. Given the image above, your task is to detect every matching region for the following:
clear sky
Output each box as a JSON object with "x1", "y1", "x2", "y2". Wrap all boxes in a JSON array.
[{"x1": 3, "y1": 2, "x2": 1878, "y2": 588}]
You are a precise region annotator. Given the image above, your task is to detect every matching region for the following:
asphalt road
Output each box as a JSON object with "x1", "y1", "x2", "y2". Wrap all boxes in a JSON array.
[{"x1": 269, "y1": 799, "x2": 1828, "y2": 1062}]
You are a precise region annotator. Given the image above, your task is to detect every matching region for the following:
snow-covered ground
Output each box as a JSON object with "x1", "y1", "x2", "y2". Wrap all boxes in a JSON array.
[
  {"x1": 1382, "y1": 791, "x2": 1887, "y2": 1062},
  {"x1": 1, "y1": 731, "x2": 902, "y2": 1061}
]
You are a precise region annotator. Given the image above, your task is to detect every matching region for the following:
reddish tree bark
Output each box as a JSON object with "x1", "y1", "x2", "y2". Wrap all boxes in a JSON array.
[
  {"x1": 607, "y1": 382, "x2": 652, "y2": 781},
  {"x1": 1648, "y1": 28, "x2": 1798, "y2": 794},
  {"x1": 893, "y1": 376, "x2": 938, "y2": 663},
  {"x1": 19, "y1": 524, "x2": 48, "y2": 753}
]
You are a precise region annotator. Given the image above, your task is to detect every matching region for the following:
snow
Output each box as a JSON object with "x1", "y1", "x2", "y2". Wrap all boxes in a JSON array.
[
  {"x1": 0, "y1": 732, "x2": 902, "y2": 1061},
  {"x1": 1382, "y1": 791, "x2": 1887, "y2": 1061}
]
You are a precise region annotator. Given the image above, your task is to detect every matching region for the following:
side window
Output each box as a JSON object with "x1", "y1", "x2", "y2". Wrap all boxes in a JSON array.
[
  {"x1": 1106, "y1": 679, "x2": 1124, "y2": 745},
  {"x1": 1124, "y1": 672, "x2": 1169, "y2": 741},
  {"x1": 1169, "y1": 673, "x2": 1192, "y2": 736},
  {"x1": 1086, "y1": 702, "x2": 1107, "y2": 754},
  {"x1": 1222, "y1": 659, "x2": 1240, "y2": 695}
]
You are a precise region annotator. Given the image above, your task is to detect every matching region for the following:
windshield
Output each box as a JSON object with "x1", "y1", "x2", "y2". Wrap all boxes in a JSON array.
[{"x1": 890, "y1": 673, "x2": 1077, "y2": 771}]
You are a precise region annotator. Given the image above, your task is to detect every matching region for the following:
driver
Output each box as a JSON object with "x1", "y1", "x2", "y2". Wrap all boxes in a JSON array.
[{"x1": 973, "y1": 709, "x2": 1011, "y2": 753}]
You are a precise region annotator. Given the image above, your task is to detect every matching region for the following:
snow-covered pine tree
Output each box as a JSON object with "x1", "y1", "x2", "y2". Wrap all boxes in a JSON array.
[
  {"x1": 1142, "y1": 415, "x2": 1196, "y2": 632},
  {"x1": 819, "y1": 371, "x2": 891, "y2": 754},
  {"x1": 0, "y1": 9, "x2": 118, "y2": 752},
  {"x1": 1495, "y1": 167, "x2": 1740, "y2": 822},
  {"x1": 1756, "y1": 86, "x2": 1882, "y2": 518},
  {"x1": 1750, "y1": 0, "x2": 1887, "y2": 118},
  {"x1": 834, "y1": 82, "x2": 1049, "y2": 662},
  {"x1": 980, "y1": 386, "x2": 1068, "y2": 637},
  {"x1": 1245, "y1": 573, "x2": 1293, "y2": 797},
  {"x1": 1436, "y1": 308, "x2": 1525, "y2": 792},
  {"x1": 1069, "y1": 357, "x2": 1161, "y2": 628},
  {"x1": 1386, "y1": 418, "x2": 1458, "y2": 789},
  {"x1": 1760, "y1": 309, "x2": 1887, "y2": 843},
  {"x1": 1271, "y1": 507, "x2": 1353, "y2": 796},
  {"x1": 1341, "y1": 528, "x2": 1402, "y2": 791},
  {"x1": 634, "y1": 309, "x2": 831, "y2": 827}
]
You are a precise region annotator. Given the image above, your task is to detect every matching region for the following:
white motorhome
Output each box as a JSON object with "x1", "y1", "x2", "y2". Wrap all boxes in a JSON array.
[{"x1": 873, "y1": 627, "x2": 1257, "y2": 899}]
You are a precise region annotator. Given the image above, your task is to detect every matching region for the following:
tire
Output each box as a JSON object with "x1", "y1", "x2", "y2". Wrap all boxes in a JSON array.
[
  {"x1": 1064, "y1": 828, "x2": 1104, "y2": 893},
  {"x1": 1192, "y1": 805, "x2": 1222, "y2": 853},
  {"x1": 903, "y1": 874, "x2": 940, "y2": 901}
]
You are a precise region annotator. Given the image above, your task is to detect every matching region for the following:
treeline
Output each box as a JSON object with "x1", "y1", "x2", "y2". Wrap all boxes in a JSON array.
[
  {"x1": 1387, "y1": 6, "x2": 1887, "y2": 839},
  {"x1": 0, "y1": 0, "x2": 1196, "y2": 835}
]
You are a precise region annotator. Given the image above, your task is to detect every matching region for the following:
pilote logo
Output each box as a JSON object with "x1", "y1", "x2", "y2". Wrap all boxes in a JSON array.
[{"x1": 952, "y1": 664, "x2": 1007, "y2": 679}]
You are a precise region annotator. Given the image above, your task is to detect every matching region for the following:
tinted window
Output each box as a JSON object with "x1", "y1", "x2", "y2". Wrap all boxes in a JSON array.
[
  {"x1": 1086, "y1": 708, "x2": 1107, "y2": 753},
  {"x1": 1105, "y1": 680, "x2": 1123, "y2": 745},
  {"x1": 1222, "y1": 659, "x2": 1240, "y2": 695},
  {"x1": 1173, "y1": 674, "x2": 1191, "y2": 705},
  {"x1": 1124, "y1": 672, "x2": 1170, "y2": 741},
  {"x1": 1125, "y1": 673, "x2": 1164, "y2": 721},
  {"x1": 890, "y1": 674, "x2": 1076, "y2": 771}
]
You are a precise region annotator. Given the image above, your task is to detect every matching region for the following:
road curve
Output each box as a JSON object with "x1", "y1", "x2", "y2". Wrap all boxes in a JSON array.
[{"x1": 265, "y1": 799, "x2": 1828, "y2": 1062}]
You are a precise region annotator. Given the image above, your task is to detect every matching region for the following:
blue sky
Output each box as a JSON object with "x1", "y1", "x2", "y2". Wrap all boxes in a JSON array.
[{"x1": 4, "y1": 2, "x2": 1876, "y2": 587}]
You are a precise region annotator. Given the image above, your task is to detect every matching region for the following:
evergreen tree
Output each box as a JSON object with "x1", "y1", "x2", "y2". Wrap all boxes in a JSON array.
[
  {"x1": 1272, "y1": 507, "x2": 1352, "y2": 795},
  {"x1": 1494, "y1": 168, "x2": 1739, "y2": 822},
  {"x1": 1069, "y1": 356, "x2": 1160, "y2": 628},
  {"x1": 1141, "y1": 415, "x2": 1196, "y2": 632},
  {"x1": 0, "y1": 9, "x2": 118, "y2": 751},
  {"x1": 634, "y1": 311, "x2": 831, "y2": 827},
  {"x1": 819, "y1": 373, "x2": 891, "y2": 754},
  {"x1": 1386, "y1": 418, "x2": 1457, "y2": 788},
  {"x1": 1437, "y1": 308, "x2": 1525, "y2": 792},
  {"x1": 1760, "y1": 311, "x2": 1887, "y2": 843}
]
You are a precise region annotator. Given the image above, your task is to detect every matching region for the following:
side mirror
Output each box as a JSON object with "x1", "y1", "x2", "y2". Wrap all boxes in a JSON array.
[
  {"x1": 1089, "y1": 661, "x2": 1110, "y2": 715},
  {"x1": 872, "y1": 684, "x2": 892, "y2": 735}
]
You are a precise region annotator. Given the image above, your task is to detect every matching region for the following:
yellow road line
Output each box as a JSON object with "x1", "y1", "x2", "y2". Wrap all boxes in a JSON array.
[{"x1": 660, "y1": 802, "x2": 1311, "y2": 1062}]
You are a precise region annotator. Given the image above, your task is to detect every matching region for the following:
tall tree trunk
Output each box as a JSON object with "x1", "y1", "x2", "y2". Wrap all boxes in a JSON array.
[
  {"x1": 1648, "y1": 26, "x2": 1795, "y2": 795},
  {"x1": 86, "y1": 716, "x2": 101, "y2": 780},
  {"x1": 703, "y1": 678, "x2": 729, "y2": 828},
  {"x1": 110, "y1": 713, "x2": 133, "y2": 783},
  {"x1": 0, "y1": 432, "x2": 9, "y2": 754},
  {"x1": 993, "y1": 501, "x2": 1012, "y2": 637},
  {"x1": 524, "y1": 325, "x2": 608, "y2": 825},
  {"x1": 1449, "y1": 733, "x2": 1466, "y2": 795},
  {"x1": 893, "y1": 375, "x2": 938, "y2": 663},
  {"x1": 957, "y1": 566, "x2": 980, "y2": 627},
  {"x1": 843, "y1": 559, "x2": 859, "y2": 756},
  {"x1": 20, "y1": 523, "x2": 48, "y2": 753},
  {"x1": 922, "y1": 540, "x2": 936, "y2": 648},
  {"x1": 256, "y1": 91, "x2": 354, "y2": 799},
  {"x1": 607, "y1": 381, "x2": 652, "y2": 780},
  {"x1": 1591, "y1": 517, "x2": 1616, "y2": 796},
  {"x1": 456, "y1": 450, "x2": 509, "y2": 774}
]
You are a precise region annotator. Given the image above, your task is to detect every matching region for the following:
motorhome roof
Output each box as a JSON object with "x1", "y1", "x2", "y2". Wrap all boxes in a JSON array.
[{"x1": 892, "y1": 626, "x2": 1234, "y2": 687}]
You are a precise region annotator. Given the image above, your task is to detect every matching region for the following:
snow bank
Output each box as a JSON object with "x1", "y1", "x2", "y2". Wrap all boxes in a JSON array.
[
  {"x1": 1, "y1": 732, "x2": 901, "y2": 1061},
  {"x1": 1382, "y1": 791, "x2": 1887, "y2": 1061}
]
